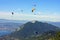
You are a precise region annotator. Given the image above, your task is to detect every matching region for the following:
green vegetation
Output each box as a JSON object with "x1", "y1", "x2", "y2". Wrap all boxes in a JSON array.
[{"x1": 55, "y1": 31, "x2": 60, "y2": 40}]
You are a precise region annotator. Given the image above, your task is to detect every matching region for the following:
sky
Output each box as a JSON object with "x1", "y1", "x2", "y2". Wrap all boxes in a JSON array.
[{"x1": 0, "y1": 0, "x2": 60, "y2": 22}]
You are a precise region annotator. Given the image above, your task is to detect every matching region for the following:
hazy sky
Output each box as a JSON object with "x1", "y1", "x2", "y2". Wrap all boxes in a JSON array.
[{"x1": 0, "y1": 0, "x2": 60, "y2": 22}]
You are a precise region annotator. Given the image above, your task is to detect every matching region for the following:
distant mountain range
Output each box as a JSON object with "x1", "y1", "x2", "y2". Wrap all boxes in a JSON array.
[
  {"x1": 0, "y1": 19, "x2": 24, "y2": 36},
  {"x1": 48, "y1": 22, "x2": 60, "y2": 28},
  {"x1": 0, "y1": 19, "x2": 28, "y2": 30},
  {"x1": 1, "y1": 21, "x2": 59, "y2": 40},
  {"x1": 0, "y1": 19, "x2": 60, "y2": 27},
  {"x1": 0, "y1": 19, "x2": 27, "y2": 23}
]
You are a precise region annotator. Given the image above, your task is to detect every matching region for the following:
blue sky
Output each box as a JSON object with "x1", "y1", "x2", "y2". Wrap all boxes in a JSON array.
[{"x1": 0, "y1": 0, "x2": 60, "y2": 22}]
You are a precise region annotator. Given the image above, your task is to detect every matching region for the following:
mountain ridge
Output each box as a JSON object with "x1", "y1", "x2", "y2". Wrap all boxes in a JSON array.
[{"x1": 10, "y1": 21, "x2": 59, "y2": 38}]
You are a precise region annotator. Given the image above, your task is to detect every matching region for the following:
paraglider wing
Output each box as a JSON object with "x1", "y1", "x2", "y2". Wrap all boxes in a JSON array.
[
  {"x1": 12, "y1": 12, "x2": 14, "y2": 15},
  {"x1": 32, "y1": 9, "x2": 34, "y2": 12},
  {"x1": 21, "y1": 10, "x2": 23, "y2": 12},
  {"x1": 32, "y1": 2, "x2": 36, "y2": 7},
  {"x1": 32, "y1": 8, "x2": 35, "y2": 12}
]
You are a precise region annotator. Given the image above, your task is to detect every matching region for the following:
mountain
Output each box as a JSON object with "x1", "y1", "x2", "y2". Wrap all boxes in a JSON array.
[
  {"x1": 48, "y1": 22, "x2": 60, "y2": 28},
  {"x1": 10, "y1": 21, "x2": 60, "y2": 38},
  {"x1": 1, "y1": 21, "x2": 60, "y2": 40}
]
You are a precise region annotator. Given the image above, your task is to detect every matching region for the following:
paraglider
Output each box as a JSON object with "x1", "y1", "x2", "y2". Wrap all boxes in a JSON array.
[
  {"x1": 32, "y1": 1, "x2": 37, "y2": 15},
  {"x1": 20, "y1": 10, "x2": 24, "y2": 14},
  {"x1": 12, "y1": 12, "x2": 14, "y2": 15},
  {"x1": 21, "y1": 10, "x2": 23, "y2": 12},
  {"x1": 33, "y1": 2, "x2": 36, "y2": 7},
  {"x1": 32, "y1": 8, "x2": 35, "y2": 12},
  {"x1": 34, "y1": 31, "x2": 39, "y2": 35},
  {"x1": 35, "y1": 31, "x2": 39, "y2": 35},
  {"x1": 33, "y1": 4, "x2": 36, "y2": 7}
]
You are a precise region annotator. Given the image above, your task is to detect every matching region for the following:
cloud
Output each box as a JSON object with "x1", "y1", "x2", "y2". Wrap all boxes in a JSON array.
[{"x1": 0, "y1": 12, "x2": 60, "y2": 22}]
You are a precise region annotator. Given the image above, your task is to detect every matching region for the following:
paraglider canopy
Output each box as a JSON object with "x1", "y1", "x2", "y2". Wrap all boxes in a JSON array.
[
  {"x1": 32, "y1": 8, "x2": 35, "y2": 12},
  {"x1": 32, "y1": 1, "x2": 36, "y2": 7},
  {"x1": 32, "y1": 2, "x2": 36, "y2": 14},
  {"x1": 34, "y1": 31, "x2": 39, "y2": 35},
  {"x1": 12, "y1": 12, "x2": 14, "y2": 15},
  {"x1": 21, "y1": 10, "x2": 23, "y2": 12}
]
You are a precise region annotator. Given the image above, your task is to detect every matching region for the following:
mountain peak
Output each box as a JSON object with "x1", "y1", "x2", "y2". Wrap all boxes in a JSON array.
[{"x1": 29, "y1": 20, "x2": 39, "y2": 23}]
